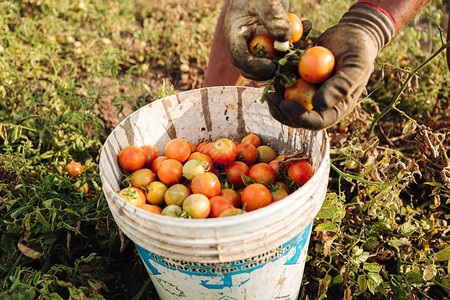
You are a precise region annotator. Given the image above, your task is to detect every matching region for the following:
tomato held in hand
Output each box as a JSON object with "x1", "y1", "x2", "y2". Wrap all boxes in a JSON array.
[
  {"x1": 191, "y1": 172, "x2": 221, "y2": 198},
  {"x1": 225, "y1": 161, "x2": 249, "y2": 188},
  {"x1": 157, "y1": 159, "x2": 183, "y2": 186},
  {"x1": 287, "y1": 160, "x2": 314, "y2": 185},
  {"x1": 183, "y1": 194, "x2": 211, "y2": 219},
  {"x1": 208, "y1": 196, "x2": 234, "y2": 218},
  {"x1": 288, "y1": 13, "x2": 303, "y2": 43},
  {"x1": 284, "y1": 78, "x2": 317, "y2": 110},
  {"x1": 299, "y1": 46, "x2": 335, "y2": 84},
  {"x1": 209, "y1": 138, "x2": 237, "y2": 166},
  {"x1": 249, "y1": 34, "x2": 277, "y2": 59},
  {"x1": 241, "y1": 183, "x2": 272, "y2": 211},
  {"x1": 118, "y1": 146, "x2": 146, "y2": 172}
]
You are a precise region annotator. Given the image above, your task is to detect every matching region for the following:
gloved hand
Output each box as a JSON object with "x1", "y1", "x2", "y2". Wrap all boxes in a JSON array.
[
  {"x1": 267, "y1": 2, "x2": 396, "y2": 130},
  {"x1": 224, "y1": 0, "x2": 311, "y2": 81}
]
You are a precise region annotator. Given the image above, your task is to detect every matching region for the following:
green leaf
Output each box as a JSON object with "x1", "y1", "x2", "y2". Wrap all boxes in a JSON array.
[
  {"x1": 423, "y1": 264, "x2": 437, "y2": 281},
  {"x1": 316, "y1": 206, "x2": 337, "y2": 219},
  {"x1": 314, "y1": 221, "x2": 338, "y2": 232},
  {"x1": 363, "y1": 263, "x2": 383, "y2": 273},
  {"x1": 388, "y1": 238, "x2": 411, "y2": 249},
  {"x1": 435, "y1": 247, "x2": 450, "y2": 261},
  {"x1": 367, "y1": 272, "x2": 383, "y2": 294},
  {"x1": 358, "y1": 275, "x2": 367, "y2": 292},
  {"x1": 333, "y1": 274, "x2": 343, "y2": 284}
]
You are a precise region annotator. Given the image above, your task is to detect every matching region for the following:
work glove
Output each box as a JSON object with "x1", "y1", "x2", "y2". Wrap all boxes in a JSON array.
[
  {"x1": 267, "y1": 2, "x2": 396, "y2": 130},
  {"x1": 224, "y1": 0, "x2": 311, "y2": 81}
]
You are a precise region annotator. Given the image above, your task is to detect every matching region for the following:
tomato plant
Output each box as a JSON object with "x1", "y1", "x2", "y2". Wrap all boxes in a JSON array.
[
  {"x1": 146, "y1": 181, "x2": 168, "y2": 206},
  {"x1": 241, "y1": 183, "x2": 272, "y2": 211},
  {"x1": 287, "y1": 160, "x2": 314, "y2": 185},
  {"x1": 249, "y1": 34, "x2": 277, "y2": 59},
  {"x1": 157, "y1": 158, "x2": 183, "y2": 186},
  {"x1": 118, "y1": 145, "x2": 146, "y2": 172},
  {"x1": 141, "y1": 145, "x2": 159, "y2": 168},
  {"x1": 236, "y1": 142, "x2": 258, "y2": 165},
  {"x1": 287, "y1": 13, "x2": 303, "y2": 43},
  {"x1": 118, "y1": 186, "x2": 146, "y2": 207},
  {"x1": 225, "y1": 161, "x2": 249, "y2": 188},
  {"x1": 130, "y1": 168, "x2": 156, "y2": 188},
  {"x1": 65, "y1": 162, "x2": 83, "y2": 177},
  {"x1": 191, "y1": 172, "x2": 221, "y2": 198},
  {"x1": 165, "y1": 138, "x2": 191, "y2": 163},
  {"x1": 284, "y1": 78, "x2": 317, "y2": 110},
  {"x1": 164, "y1": 184, "x2": 191, "y2": 206},
  {"x1": 249, "y1": 163, "x2": 277, "y2": 185},
  {"x1": 256, "y1": 145, "x2": 277, "y2": 163},
  {"x1": 208, "y1": 196, "x2": 234, "y2": 218},
  {"x1": 209, "y1": 138, "x2": 237, "y2": 166},
  {"x1": 298, "y1": 46, "x2": 335, "y2": 84},
  {"x1": 183, "y1": 194, "x2": 211, "y2": 219}
]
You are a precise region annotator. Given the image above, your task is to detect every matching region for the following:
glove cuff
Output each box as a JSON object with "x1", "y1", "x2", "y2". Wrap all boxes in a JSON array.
[
  {"x1": 339, "y1": 2, "x2": 396, "y2": 52},
  {"x1": 357, "y1": 1, "x2": 397, "y2": 36}
]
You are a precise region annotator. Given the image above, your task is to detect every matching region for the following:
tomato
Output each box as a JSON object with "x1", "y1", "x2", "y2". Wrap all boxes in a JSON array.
[
  {"x1": 200, "y1": 142, "x2": 214, "y2": 156},
  {"x1": 118, "y1": 146, "x2": 146, "y2": 172},
  {"x1": 196, "y1": 141, "x2": 208, "y2": 153},
  {"x1": 164, "y1": 183, "x2": 191, "y2": 206},
  {"x1": 118, "y1": 186, "x2": 146, "y2": 207},
  {"x1": 138, "y1": 204, "x2": 162, "y2": 214},
  {"x1": 209, "y1": 138, "x2": 237, "y2": 166},
  {"x1": 165, "y1": 138, "x2": 190, "y2": 163},
  {"x1": 208, "y1": 196, "x2": 234, "y2": 218},
  {"x1": 151, "y1": 156, "x2": 167, "y2": 174},
  {"x1": 74, "y1": 180, "x2": 88, "y2": 194},
  {"x1": 182, "y1": 159, "x2": 207, "y2": 180},
  {"x1": 287, "y1": 13, "x2": 303, "y2": 43},
  {"x1": 65, "y1": 162, "x2": 83, "y2": 177},
  {"x1": 268, "y1": 159, "x2": 282, "y2": 174},
  {"x1": 241, "y1": 183, "x2": 272, "y2": 211},
  {"x1": 249, "y1": 34, "x2": 277, "y2": 59},
  {"x1": 249, "y1": 163, "x2": 277, "y2": 185},
  {"x1": 271, "y1": 188, "x2": 289, "y2": 202},
  {"x1": 141, "y1": 145, "x2": 159, "y2": 168},
  {"x1": 241, "y1": 133, "x2": 261, "y2": 148},
  {"x1": 188, "y1": 152, "x2": 213, "y2": 171},
  {"x1": 218, "y1": 207, "x2": 245, "y2": 217},
  {"x1": 220, "y1": 188, "x2": 242, "y2": 208},
  {"x1": 130, "y1": 168, "x2": 156, "y2": 188},
  {"x1": 287, "y1": 160, "x2": 314, "y2": 185},
  {"x1": 188, "y1": 142, "x2": 197, "y2": 154},
  {"x1": 299, "y1": 46, "x2": 335, "y2": 84},
  {"x1": 157, "y1": 158, "x2": 183, "y2": 186},
  {"x1": 236, "y1": 142, "x2": 258, "y2": 165},
  {"x1": 284, "y1": 78, "x2": 317, "y2": 110},
  {"x1": 183, "y1": 194, "x2": 211, "y2": 219},
  {"x1": 256, "y1": 145, "x2": 277, "y2": 163},
  {"x1": 191, "y1": 172, "x2": 221, "y2": 198},
  {"x1": 161, "y1": 204, "x2": 183, "y2": 217},
  {"x1": 146, "y1": 181, "x2": 168, "y2": 206},
  {"x1": 274, "y1": 181, "x2": 290, "y2": 194},
  {"x1": 225, "y1": 161, "x2": 249, "y2": 188}
]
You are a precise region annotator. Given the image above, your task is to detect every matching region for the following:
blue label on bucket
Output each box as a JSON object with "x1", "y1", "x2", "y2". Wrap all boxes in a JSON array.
[{"x1": 135, "y1": 221, "x2": 312, "y2": 291}]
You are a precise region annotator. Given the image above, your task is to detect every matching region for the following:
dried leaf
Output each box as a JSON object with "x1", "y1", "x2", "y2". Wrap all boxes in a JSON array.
[{"x1": 17, "y1": 242, "x2": 44, "y2": 259}]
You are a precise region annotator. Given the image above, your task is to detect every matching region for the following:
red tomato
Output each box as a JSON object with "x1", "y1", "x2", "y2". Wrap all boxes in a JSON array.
[
  {"x1": 157, "y1": 159, "x2": 183, "y2": 186},
  {"x1": 299, "y1": 46, "x2": 335, "y2": 84},
  {"x1": 196, "y1": 141, "x2": 208, "y2": 153},
  {"x1": 200, "y1": 142, "x2": 214, "y2": 156},
  {"x1": 288, "y1": 160, "x2": 314, "y2": 185},
  {"x1": 130, "y1": 168, "x2": 156, "y2": 188},
  {"x1": 118, "y1": 146, "x2": 146, "y2": 172},
  {"x1": 249, "y1": 163, "x2": 277, "y2": 185},
  {"x1": 191, "y1": 172, "x2": 221, "y2": 198},
  {"x1": 288, "y1": 13, "x2": 303, "y2": 43},
  {"x1": 151, "y1": 156, "x2": 167, "y2": 174},
  {"x1": 241, "y1": 183, "x2": 272, "y2": 211},
  {"x1": 225, "y1": 161, "x2": 249, "y2": 188},
  {"x1": 118, "y1": 187, "x2": 146, "y2": 207},
  {"x1": 268, "y1": 159, "x2": 282, "y2": 174},
  {"x1": 188, "y1": 152, "x2": 213, "y2": 171},
  {"x1": 218, "y1": 207, "x2": 245, "y2": 217},
  {"x1": 220, "y1": 188, "x2": 242, "y2": 208},
  {"x1": 241, "y1": 133, "x2": 261, "y2": 148},
  {"x1": 65, "y1": 162, "x2": 83, "y2": 177},
  {"x1": 249, "y1": 34, "x2": 277, "y2": 59},
  {"x1": 138, "y1": 204, "x2": 162, "y2": 214},
  {"x1": 284, "y1": 78, "x2": 317, "y2": 110},
  {"x1": 236, "y1": 142, "x2": 258, "y2": 165},
  {"x1": 165, "y1": 138, "x2": 191, "y2": 163},
  {"x1": 256, "y1": 145, "x2": 277, "y2": 163},
  {"x1": 183, "y1": 194, "x2": 211, "y2": 219},
  {"x1": 74, "y1": 180, "x2": 88, "y2": 194},
  {"x1": 208, "y1": 196, "x2": 234, "y2": 218},
  {"x1": 141, "y1": 145, "x2": 159, "y2": 168},
  {"x1": 209, "y1": 138, "x2": 237, "y2": 166}
]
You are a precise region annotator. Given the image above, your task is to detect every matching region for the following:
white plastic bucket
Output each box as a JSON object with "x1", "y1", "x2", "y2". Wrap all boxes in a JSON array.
[{"x1": 99, "y1": 86, "x2": 330, "y2": 300}]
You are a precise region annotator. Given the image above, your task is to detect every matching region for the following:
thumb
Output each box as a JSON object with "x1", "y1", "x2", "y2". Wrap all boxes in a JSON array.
[{"x1": 254, "y1": 0, "x2": 291, "y2": 42}]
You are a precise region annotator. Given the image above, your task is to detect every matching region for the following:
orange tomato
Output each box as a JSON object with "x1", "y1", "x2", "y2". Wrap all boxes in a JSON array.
[
  {"x1": 284, "y1": 78, "x2": 317, "y2": 110},
  {"x1": 249, "y1": 34, "x2": 277, "y2": 59},
  {"x1": 298, "y1": 46, "x2": 335, "y2": 84},
  {"x1": 157, "y1": 159, "x2": 183, "y2": 186},
  {"x1": 118, "y1": 146, "x2": 146, "y2": 172},
  {"x1": 241, "y1": 183, "x2": 272, "y2": 211},
  {"x1": 165, "y1": 138, "x2": 191, "y2": 163},
  {"x1": 288, "y1": 13, "x2": 303, "y2": 43},
  {"x1": 139, "y1": 204, "x2": 162, "y2": 214},
  {"x1": 241, "y1": 133, "x2": 261, "y2": 148},
  {"x1": 118, "y1": 187, "x2": 146, "y2": 207}
]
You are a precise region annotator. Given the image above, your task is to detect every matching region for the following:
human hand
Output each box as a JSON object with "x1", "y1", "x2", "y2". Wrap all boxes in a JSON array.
[
  {"x1": 224, "y1": 0, "x2": 311, "y2": 81},
  {"x1": 267, "y1": 3, "x2": 396, "y2": 130}
]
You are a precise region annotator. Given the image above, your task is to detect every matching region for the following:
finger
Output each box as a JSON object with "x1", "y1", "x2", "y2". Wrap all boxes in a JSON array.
[
  {"x1": 255, "y1": 0, "x2": 291, "y2": 42},
  {"x1": 266, "y1": 92, "x2": 294, "y2": 127},
  {"x1": 301, "y1": 20, "x2": 312, "y2": 39}
]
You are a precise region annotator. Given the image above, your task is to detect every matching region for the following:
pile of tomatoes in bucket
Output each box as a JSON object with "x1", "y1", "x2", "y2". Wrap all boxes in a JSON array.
[{"x1": 116, "y1": 133, "x2": 314, "y2": 219}]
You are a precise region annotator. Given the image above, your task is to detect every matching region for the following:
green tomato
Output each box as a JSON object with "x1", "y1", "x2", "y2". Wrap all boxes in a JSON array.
[{"x1": 182, "y1": 159, "x2": 207, "y2": 180}]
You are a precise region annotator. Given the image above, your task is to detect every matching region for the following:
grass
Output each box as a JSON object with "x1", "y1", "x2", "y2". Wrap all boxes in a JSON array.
[{"x1": 0, "y1": 0, "x2": 449, "y2": 299}]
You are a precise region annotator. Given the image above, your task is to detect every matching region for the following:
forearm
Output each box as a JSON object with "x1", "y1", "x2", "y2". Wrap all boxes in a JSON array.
[{"x1": 360, "y1": 0, "x2": 430, "y2": 29}]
